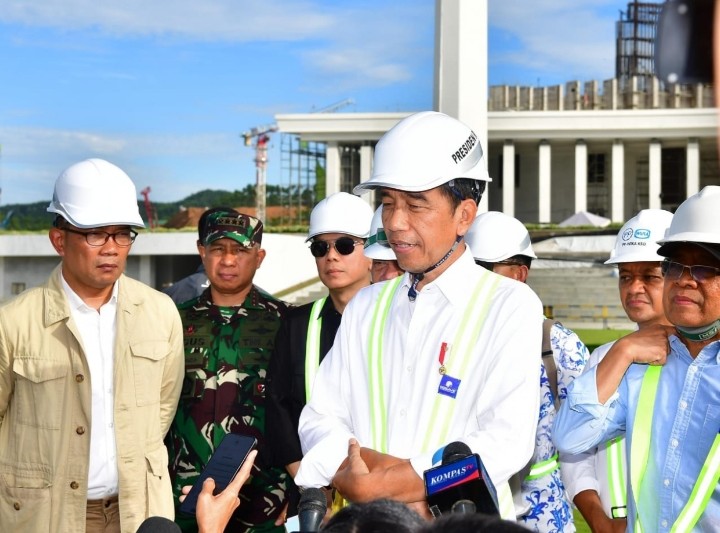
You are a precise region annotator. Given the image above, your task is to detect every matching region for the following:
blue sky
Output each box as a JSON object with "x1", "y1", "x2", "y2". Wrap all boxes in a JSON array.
[{"x1": 0, "y1": 0, "x2": 622, "y2": 205}]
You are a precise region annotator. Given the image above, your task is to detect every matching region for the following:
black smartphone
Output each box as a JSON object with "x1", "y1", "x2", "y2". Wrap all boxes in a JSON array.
[{"x1": 178, "y1": 433, "x2": 258, "y2": 516}]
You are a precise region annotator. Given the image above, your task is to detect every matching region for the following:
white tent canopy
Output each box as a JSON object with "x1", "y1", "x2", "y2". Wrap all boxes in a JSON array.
[{"x1": 558, "y1": 211, "x2": 611, "y2": 228}]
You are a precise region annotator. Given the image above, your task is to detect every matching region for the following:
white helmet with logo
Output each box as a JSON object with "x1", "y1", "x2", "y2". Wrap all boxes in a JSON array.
[
  {"x1": 353, "y1": 111, "x2": 490, "y2": 194},
  {"x1": 47, "y1": 158, "x2": 145, "y2": 228},
  {"x1": 364, "y1": 206, "x2": 397, "y2": 260},
  {"x1": 605, "y1": 209, "x2": 674, "y2": 264},
  {"x1": 306, "y1": 192, "x2": 373, "y2": 242},
  {"x1": 465, "y1": 211, "x2": 536, "y2": 262},
  {"x1": 657, "y1": 186, "x2": 720, "y2": 259}
]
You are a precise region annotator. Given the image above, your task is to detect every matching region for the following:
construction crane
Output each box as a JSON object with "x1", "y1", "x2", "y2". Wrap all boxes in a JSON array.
[
  {"x1": 140, "y1": 186, "x2": 156, "y2": 229},
  {"x1": 241, "y1": 123, "x2": 278, "y2": 224}
]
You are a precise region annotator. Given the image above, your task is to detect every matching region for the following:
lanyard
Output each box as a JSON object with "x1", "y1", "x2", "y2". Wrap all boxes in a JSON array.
[
  {"x1": 304, "y1": 297, "x2": 326, "y2": 402},
  {"x1": 632, "y1": 364, "x2": 720, "y2": 532},
  {"x1": 367, "y1": 273, "x2": 499, "y2": 453}
]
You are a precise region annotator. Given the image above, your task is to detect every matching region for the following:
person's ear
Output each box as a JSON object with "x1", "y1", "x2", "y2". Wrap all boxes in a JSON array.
[
  {"x1": 456, "y1": 198, "x2": 478, "y2": 236},
  {"x1": 49, "y1": 227, "x2": 65, "y2": 256}
]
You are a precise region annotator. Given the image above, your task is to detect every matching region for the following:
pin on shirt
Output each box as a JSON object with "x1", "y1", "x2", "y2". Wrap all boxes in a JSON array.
[{"x1": 438, "y1": 342, "x2": 450, "y2": 375}]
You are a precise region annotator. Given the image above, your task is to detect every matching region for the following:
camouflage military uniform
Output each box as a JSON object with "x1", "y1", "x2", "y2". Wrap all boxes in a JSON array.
[{"x1": 167, "y1": 286, "x2": 289, "y2": 532}]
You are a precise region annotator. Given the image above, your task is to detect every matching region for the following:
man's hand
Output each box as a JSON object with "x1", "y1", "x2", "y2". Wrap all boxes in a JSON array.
[
  {"x1": 332, "y1": 439, "x2": 425, "y2": 505},
  {"x1": 180, "y1": 449, "x2": 257, "y2": 533},
  {"x1": 332, "y1": 438, "x2": 372, "y2": 501},
  {"x1": 574, "y1": 490, "x2": 627, "y2": 533},
  {"x1": 596, "y1": 325, "x2": 674, "y2": 403},
  {"x1": 614, "y1": 324, "x2": 674, "y2": 366}
]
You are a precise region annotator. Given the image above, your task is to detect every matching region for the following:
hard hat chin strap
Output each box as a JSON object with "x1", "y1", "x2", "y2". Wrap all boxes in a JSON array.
[
  {"x1": 407, "y1": 235, "x2": 462, "y2": 301},
  {"x1": 676, "y1": 319, "x2": 720, "y2": 342}
]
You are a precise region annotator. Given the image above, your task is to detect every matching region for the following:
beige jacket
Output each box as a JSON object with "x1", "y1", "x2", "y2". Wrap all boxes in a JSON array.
[{"x1": 0, "y1": 265, "x2": 185, "y2": 533}]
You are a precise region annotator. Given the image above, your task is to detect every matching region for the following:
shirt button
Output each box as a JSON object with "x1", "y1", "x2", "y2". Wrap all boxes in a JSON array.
[
  {"x1": 13, "y1": 502, "x2": 20, "y2": 511},
  {"x1": 75, "y1": 374, "x2": 84, "y2": 383},
  {"x1": 76, "y1": 426, "x2": 86, "y2": 435},
  {"x1": 680, "y1": 400, "x2": 688, "y2": 409},
  {"x1": 664, "y1": 478, "x2": 670, "y2": 487},
  {"x1": 70, "y1": 481, "x2": 79, "y2": 490},
  {"x1": 671, "y1": 438, "x2": 679, "y2": 448},
  {"x1": 661, "y1": 519, "x2": 668, "y2": 528},
  {"x1": 689, "y1": 366, "x2": 697, "y2": 374},
  {"x1": 400, "y1": 409, "x2": 406, "y2": 417},
  {"x1": 406, "y1": 366, "x2": 413, "y2": 372}
]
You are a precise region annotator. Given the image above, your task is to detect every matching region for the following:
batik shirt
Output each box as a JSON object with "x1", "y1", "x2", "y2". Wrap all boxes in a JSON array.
[
  {"x1": 167, "y1": 286, "x2": 289, "y2": 533},
  {"x1": 518, "y1": 322, "x2": 589, "y2": 533}
]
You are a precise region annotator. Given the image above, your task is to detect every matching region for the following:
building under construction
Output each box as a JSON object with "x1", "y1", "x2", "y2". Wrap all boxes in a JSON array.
[
  {"x1": 616, "y1": 1, "x2": 663, "y2": 89},
  {"x1": 278, "y1": 134, "x2": 326, "y2": 226}
]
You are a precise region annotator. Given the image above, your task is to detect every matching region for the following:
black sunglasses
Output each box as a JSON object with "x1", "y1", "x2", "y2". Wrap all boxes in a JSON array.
[
  {"x1": 661, "y1": 259, "x2": 720, "y2": 282},
  {"x1": 310, "y1": 237, "x2": 363, "y2": 258}
]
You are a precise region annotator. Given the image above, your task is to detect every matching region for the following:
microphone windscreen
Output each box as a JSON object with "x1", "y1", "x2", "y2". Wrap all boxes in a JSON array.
[
  {"x1": 136, "y1": 516, "x2": 182, "y2": 533},
  {"x1": 441, "y1": 441, "x2": 472, "y2": 465},
  {"x1": 298, "y1": 487, "x2": 327, "y2": 514}
]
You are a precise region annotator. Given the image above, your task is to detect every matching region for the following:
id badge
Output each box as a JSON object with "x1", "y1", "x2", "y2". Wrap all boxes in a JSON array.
[{"x1": 437, "y1": 374, "x2": 461, "y2": 399}]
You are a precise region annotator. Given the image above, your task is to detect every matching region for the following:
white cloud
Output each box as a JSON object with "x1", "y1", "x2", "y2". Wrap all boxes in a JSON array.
[
  {"x1": 488, "y1": 1, "x2": 620, "y2": 82},
  {"x1": 1, "y1": 0, "x2": 334, "y2": 41},
  {"x1": 0, "y1": 126, "x2": 253, "y2": 204}
]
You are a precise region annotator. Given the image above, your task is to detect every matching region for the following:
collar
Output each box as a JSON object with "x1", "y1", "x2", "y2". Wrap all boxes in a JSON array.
[
  {"x1": 60, "y1": 272, "x2": 118, "y2": 312},
  {"x1": 400, "y1": 247, "x2": 486, "y2": 308}
]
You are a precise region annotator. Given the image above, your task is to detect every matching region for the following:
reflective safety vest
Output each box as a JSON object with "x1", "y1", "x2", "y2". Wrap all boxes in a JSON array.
[
  {"x1": 606, "y1": 436, "x2": 628, "y2": 519},
  {"x1": 304, "y1": 297, "x2": 326, "y2": 402},
  {"x1": 366, "y1": 275, "x2": 517, "y2": 520},
  {"x1": 632, "y1": 365, "x2": 720, "y2": 532}
]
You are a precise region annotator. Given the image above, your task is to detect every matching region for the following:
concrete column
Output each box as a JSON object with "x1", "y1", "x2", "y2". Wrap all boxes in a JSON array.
[
  {"x1": 502, "y1": 141, "x2": 515, "y2": 217},
  {"x1": 325, "y1": 142, "x2": 341, "y2": 196},
  {"x1": 574, "y1": 140, "x2": 588, "y2": 214},
  {"x1": 611, "y1": 140, "x2": 625, "y2": 223},
  {"x1": 359, "y1": 144, "x2": 375, "y2": 206},
  {"x1": 649, "y1": 140, "x2": 662, "y2": 209},
  {"x1": 138, "y1": 255, "x2": 153, "y2": 287},
  {"x1": 434, "y1": 0, "x2": 488, "y2": 212},
  {"x1": 687, "y1": 138, "x2": 700, "y2": 197},
  {"x1": 538, "y1": 140, "x2": 552, "y2": 223}
]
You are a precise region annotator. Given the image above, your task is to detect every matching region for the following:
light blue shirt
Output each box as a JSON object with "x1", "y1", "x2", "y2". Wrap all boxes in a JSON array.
[{"x1": 554, "y1": 335, "x2": 720, "y2": 532}]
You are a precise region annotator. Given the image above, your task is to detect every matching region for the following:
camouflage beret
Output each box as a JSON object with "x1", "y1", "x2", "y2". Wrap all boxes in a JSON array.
[{"x1": 201, "y1": 211, "x2": 263, "y2": 248}]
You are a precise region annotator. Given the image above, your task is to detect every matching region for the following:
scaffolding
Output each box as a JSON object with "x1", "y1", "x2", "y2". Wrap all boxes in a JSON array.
[
  {"x1": 615, "y1": 1, "x2": 662, "y2": 90},
  {"x1": 279, "y1": 134, "x2": 326, "y2": 226}
]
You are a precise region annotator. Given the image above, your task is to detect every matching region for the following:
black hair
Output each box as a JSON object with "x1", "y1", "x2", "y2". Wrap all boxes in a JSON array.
[
  {"x1": 416, "y1": 513, "x2": 528, "y2": 533},
  {"x1": 320, "y1": 499, "x2": 425, "y2": 533},
  {"x1": 439, "y1": 178, "x2": 486, "y2": 209}
]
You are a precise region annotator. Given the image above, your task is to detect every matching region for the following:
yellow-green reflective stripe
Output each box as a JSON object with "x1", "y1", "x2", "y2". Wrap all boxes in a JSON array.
[
  {"x1": 420, "y1": 274, "x2": 500, "y2": 452},
  {"x1": 671, "y1": 433, "x2": 720, "y2": 531},
  {"x1": 630, "y1": 365, "x2": 662, "y2": 533},
  {"x1": 368, "y1": 277, "x2": 403, "y2": 452},
  {"x1": 606, "y1": 436, "x2": 627, "y2": 518},
  {"x1": 525, "y1": 453, "x2": 559, "y2": 480},
  {"x1": 304, "y1": 298, "x2": 326, "y2": 403}
]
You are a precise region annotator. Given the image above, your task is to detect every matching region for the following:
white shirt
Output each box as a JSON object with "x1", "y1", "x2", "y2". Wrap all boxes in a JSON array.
[
  {"x1": 560, "y1": 341, "x2": 628, "y2": 517},
  {"x1": 296, "y1": 248, "x2": 543, "y2": 490},
  {"x1": 61, "y1": 275, "x2": 119, "y2": 499}
]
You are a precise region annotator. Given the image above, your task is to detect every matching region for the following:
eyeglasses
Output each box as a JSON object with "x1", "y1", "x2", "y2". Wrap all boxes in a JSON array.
[
  {"x1": 309, "y1": 237, "x2": 363, "y2": 258},
  {"x1": 661, "y1": 259, "x2": 720, "y2": 282},
  {"x1": 63, "y1": 227, "x2": 137, "y2": 247}
]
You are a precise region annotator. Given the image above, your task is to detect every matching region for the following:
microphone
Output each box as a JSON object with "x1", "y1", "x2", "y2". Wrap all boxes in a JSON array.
[
  {"x1": 135, "y1": 516, "x2": 182, "y2": 533},
  {"x1": 423, "y1": 441, "x2": 500, "y2": 517},
  {"x1": 297, "y1": 487, "x2": 327, "y2": 532}
]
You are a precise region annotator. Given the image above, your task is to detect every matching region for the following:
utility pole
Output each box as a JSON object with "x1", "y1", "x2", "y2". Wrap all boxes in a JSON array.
[{"x1": 242, "y1": 124, "x2": 278, "y2": 224}]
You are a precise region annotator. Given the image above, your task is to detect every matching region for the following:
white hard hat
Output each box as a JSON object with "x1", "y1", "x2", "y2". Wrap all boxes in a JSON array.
[
  {"x1": 465, "y1": 211, "x2": 536, "y2": 262},
  {"x1": 657, "y1": 185, "x2": 720, "y2": 257},
  {"x1": 605, "y1": 209, "x2": 674, "y2": 264},
  {"x1": 306, "y1": 192, "x2": 373, "y2": 242},
  {"x1": 353, "y1": 111, "x2": 490, "y2": 195},
  {"x1": 364, "y1": 206, "x2": 397, "y2": 261},
  {"x1": 47, "y1": 158, "x2": 145, "y2": 228}
]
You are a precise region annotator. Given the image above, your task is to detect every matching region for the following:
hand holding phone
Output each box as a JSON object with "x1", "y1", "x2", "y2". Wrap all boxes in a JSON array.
[{"x1": 179, "y1": 433, "x2": 258, "y2": 516}]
